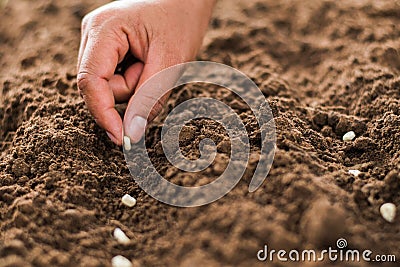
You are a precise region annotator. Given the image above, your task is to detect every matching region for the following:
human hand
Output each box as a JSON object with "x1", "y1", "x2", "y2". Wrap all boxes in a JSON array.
[{"x1": 77, "y1": 0, "x2": 215, "y2": 145}]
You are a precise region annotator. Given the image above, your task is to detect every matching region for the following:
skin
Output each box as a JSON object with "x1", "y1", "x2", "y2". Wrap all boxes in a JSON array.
[{"x1": 77, "y1": 0, "x2": 216, "y2": 145}]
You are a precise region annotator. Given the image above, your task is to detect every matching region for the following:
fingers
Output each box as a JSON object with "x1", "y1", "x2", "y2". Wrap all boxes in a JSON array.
[
  {"x1": 109, "y1": 62, "x2": 144, "y2": 103},
  {"x1": 78, "y1": 76, "x2": 124, "y2": 145},
  {"x1": 123, "y1": 52, "x2": 184, "y2": 144},
  {"x1": 77, "y1": 24, "x2": 130, "y2": 145}
]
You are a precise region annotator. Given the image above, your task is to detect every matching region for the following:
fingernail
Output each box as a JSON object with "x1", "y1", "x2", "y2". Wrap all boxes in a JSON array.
[
  {"x1": 123, "y1": 136, "x2": 131, "y2": 151},
  {"x1": 125, "y1": 116, "x2": 147, "y2": 144}
]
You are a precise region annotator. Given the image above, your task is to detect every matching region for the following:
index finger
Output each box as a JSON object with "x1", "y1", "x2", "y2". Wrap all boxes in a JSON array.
[{"x1": 77, "y1": 29, "x2": 129, "y2": 145}]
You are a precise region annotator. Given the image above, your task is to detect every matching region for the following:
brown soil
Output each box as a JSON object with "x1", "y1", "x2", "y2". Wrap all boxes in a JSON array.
[{"x1": 1, "y1": 0, "x2": 399, "y2": 266}]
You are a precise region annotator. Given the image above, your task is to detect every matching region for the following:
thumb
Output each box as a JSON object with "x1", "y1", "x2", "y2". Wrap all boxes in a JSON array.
[{"x1": 123, "y1": 55, "x2": 185, "y2": 144}]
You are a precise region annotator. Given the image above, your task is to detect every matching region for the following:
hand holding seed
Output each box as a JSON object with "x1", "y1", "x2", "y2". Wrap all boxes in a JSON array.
[{"x1": 77, "y1": 0, "x2": 216, "y2": 145}]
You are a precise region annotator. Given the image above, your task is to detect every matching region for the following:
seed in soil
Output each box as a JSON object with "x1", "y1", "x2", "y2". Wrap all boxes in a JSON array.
[
  {"x1": 379, "y1": 203, "x2": 396, "y2": 223},
  {"x1": 348, "y1": 170, "x2": 361, "y2": 177},
  {"x1": 123, "y1": 136, "x2": 131, "y2": 151},
  {"x1": 342, "y1": 131, "x2": 356, "y2": 141},
  {"x1": 121, "y1": 194, "x2": 136, "y2": 207},
  {"x1": 113, "y1": 228, "x2": 130, "y2": 245},
  {"x1": 111, "y1": 255, "x2": 133, "y2": 267}
]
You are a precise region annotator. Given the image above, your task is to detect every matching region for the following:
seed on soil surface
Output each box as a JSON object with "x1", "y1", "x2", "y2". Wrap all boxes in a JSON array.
[
  {"x1": 348, "y1": 170, "x2": 361, "y2": 177},
  {"x1": 380, "y1": 203, "x2": 396, "y2": 223},
  {"x1": 113, "y1": 228, "x2": 130, "y2": 245},
  {"x1": 342, "y1": 131, "x2": 356, "y2": 141},
  {"x1": 123, "y1": 136, "x2": 131, "y2": 151},
  {"x1": 111, "y1": 255, "x2": 132, "y2": 267},
  {"x1": 121, "y1": 194, "x2": 136, "y2": 207}
]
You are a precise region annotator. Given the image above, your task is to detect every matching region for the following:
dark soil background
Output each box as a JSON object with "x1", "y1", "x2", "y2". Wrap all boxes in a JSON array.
[{"x1": 1, "y1": 0, "x2": 399, "y2": 266}]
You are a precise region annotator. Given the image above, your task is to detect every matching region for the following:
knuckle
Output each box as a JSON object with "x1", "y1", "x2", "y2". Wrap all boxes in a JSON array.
[
  {"x1": 84, "y1": 14, "x2": 123, "y2": 41},
  {"x1": 90, "y1": 13, "x2": 106, "y2": 26},
  {"x1": 91, "y1": 9, "x2": 119, "y2": 27},
  {"x1": 81, "y1": 10, "x2": 111, "y2": 31}
]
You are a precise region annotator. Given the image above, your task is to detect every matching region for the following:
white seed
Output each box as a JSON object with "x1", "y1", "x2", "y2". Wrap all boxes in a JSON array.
[
  {"x1": 111, "y1": 255, "x2": 132, "y2": 267},
  {"x1": 121, "y1": 194, "x2": 136, "y2": 207},
  {"x1": 123, "y1": 136, "x2": 131, "y2": 151},
  {"x1": 380, "y1": 203, "x2": 396, "y2": 223},
  {"x1": 348, "y1": 170, "x2": 361, "y2": 177},
  {"x1": 343, "y1": 131, "x2": 356, "y2": 141},
  {"x1": 113, "y1": 228, "x2": 130, "y2": 245}
]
